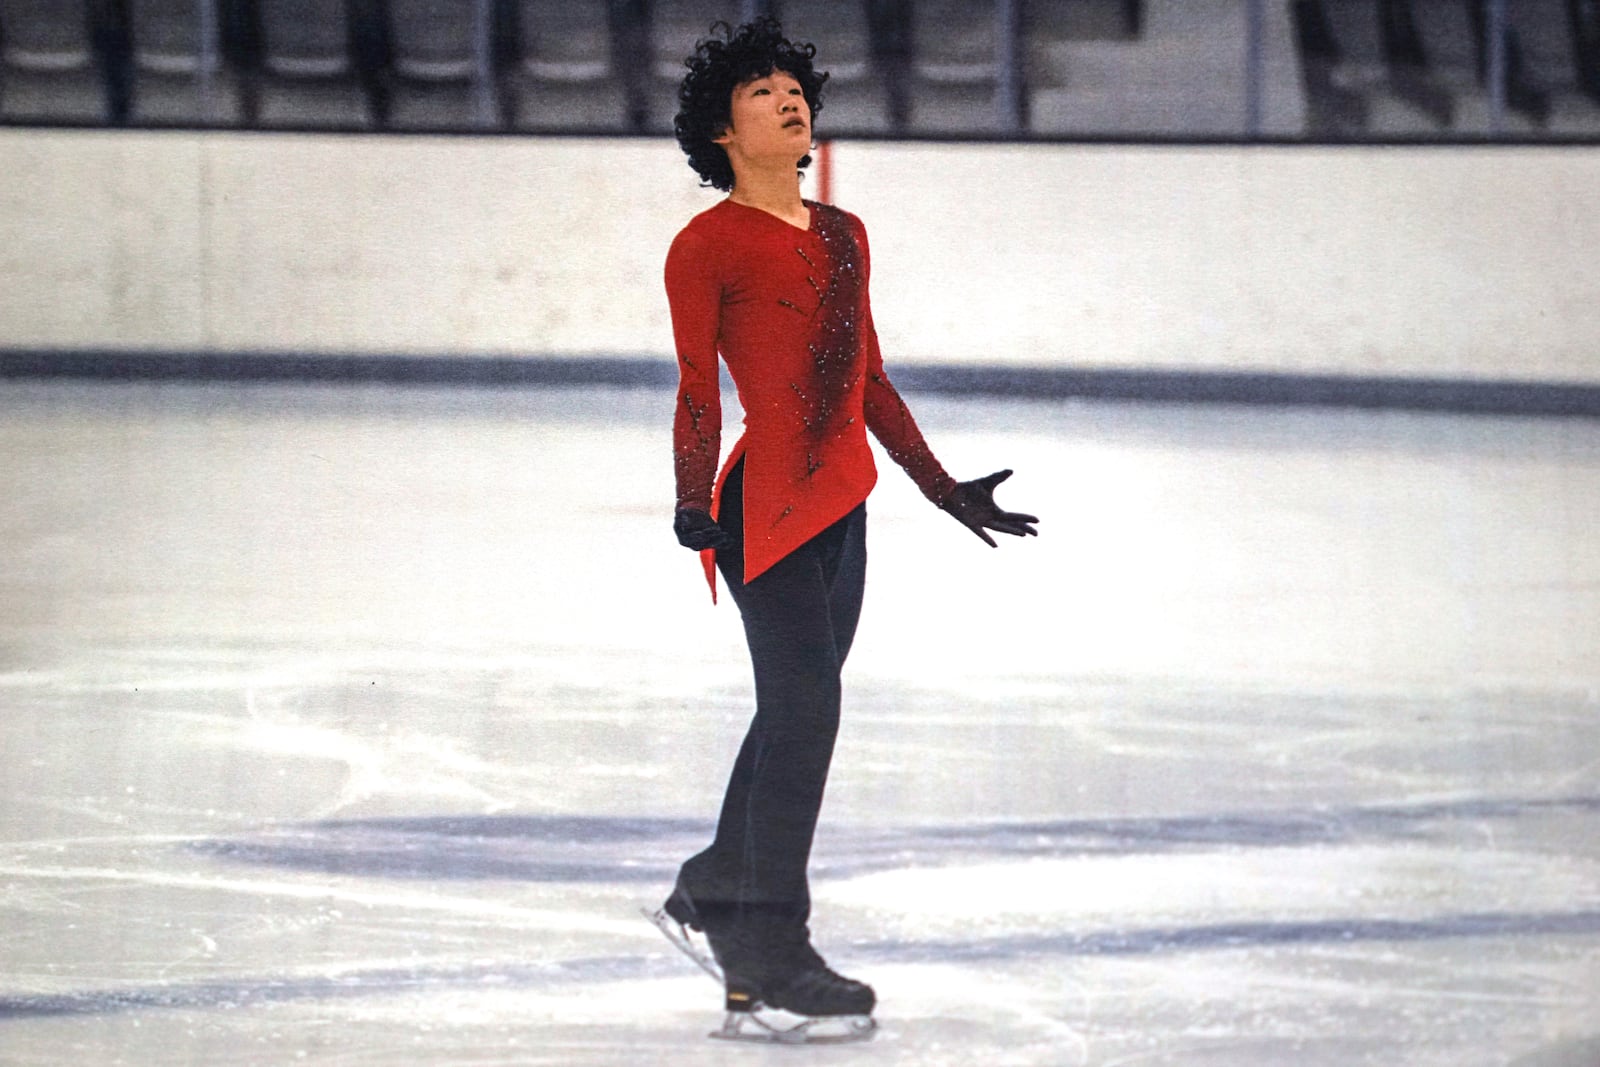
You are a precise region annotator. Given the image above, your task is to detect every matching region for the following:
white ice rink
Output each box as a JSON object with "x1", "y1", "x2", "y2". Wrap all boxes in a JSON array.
[{"x1": 2, "y1": 380, "x2": 1598, "y2": 1065}]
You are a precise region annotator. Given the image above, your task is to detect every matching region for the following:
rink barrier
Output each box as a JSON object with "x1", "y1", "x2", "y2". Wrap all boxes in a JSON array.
[{"x1": 4, "y1": 350, "x2": 1600, "y2": 418}]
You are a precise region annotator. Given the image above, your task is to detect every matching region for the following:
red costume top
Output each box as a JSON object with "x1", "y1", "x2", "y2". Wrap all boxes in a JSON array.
[{"x1": 666, "y1": 198, "x2": 957, "y2": 599}]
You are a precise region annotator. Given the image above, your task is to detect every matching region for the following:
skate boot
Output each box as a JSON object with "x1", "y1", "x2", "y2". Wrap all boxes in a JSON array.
[
  {"x1": 648, "y1": 882, "x2": 876, "y2": 1043},
  {"x1": 710, "y1": 918, "x2": 876, "y2": 1043},
  {"x1": 661, "y1": 880, "x2": 708, "y2": 931},
  {"x1": 727, "y1": 926, "x2": 874, "y2": 1017}
]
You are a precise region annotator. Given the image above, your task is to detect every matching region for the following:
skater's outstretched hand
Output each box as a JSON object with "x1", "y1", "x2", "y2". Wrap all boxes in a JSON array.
[
  {"x1": 673, "y1": 507, "x2": 734, "y2": 552},
  {"x1": 940, "y1": 470, "x2": 1040, "y2": 548}
]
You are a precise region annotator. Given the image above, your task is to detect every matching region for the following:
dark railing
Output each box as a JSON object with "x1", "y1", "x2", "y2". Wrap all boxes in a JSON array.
[{"x1": 1572, "y1": 0, "x2": 1600, "y2": 101}]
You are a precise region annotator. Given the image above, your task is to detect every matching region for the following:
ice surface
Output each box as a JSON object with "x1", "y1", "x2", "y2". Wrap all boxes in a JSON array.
[{"x1": 1, "y1": 381, "x2": 1597, "y2": 1065}]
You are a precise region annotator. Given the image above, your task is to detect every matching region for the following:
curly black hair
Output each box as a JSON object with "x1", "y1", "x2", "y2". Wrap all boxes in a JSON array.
[{"x1": 673, "y1": 17, "x2": 829, "y2": 193}]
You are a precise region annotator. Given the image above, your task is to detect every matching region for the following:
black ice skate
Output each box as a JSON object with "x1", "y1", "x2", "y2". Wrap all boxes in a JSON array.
[{"x1": 645, "y1": 884, "x2": 877, "y2": 1044}]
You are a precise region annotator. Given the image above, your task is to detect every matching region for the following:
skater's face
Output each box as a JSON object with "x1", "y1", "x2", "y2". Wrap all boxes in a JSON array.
[{"x1": 715, "y1": 71, "x2": 812, "y2": 167}]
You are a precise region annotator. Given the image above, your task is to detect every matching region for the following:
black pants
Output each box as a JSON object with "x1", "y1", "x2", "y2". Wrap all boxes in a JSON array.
[{"x1": 677, "y1": 459, "x2": 868, "y2": 929}]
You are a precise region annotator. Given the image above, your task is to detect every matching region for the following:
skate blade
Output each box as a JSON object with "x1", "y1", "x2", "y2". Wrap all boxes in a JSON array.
[
  {"x1": 641, "y1": 906, "x2": 724, "y2": 985},
  {"x1": 711, "y1": 1011, "x2": 877, "y2": 1045}
]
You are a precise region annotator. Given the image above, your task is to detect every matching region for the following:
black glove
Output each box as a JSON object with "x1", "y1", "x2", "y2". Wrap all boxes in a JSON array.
[
  {"x1": 940, "y1": 470, "x2": 1040, "y2": 547},
  {"x1": 673, "y1": 507, "x2": 734, "y2": 551}
]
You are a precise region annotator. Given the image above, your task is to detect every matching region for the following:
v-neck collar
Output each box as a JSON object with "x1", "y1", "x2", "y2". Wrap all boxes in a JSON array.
[{"x1": 722, "y1": 198, "x2": 816, "y2": 234}]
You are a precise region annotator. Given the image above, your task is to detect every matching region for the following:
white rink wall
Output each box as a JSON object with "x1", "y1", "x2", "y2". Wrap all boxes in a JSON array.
[
  {"x1": 838, "y1": 143, "x2": 1600, "y2": 383},
  {"x1": 2, "y1": 128, "x2": 1598, "y2": 384}
]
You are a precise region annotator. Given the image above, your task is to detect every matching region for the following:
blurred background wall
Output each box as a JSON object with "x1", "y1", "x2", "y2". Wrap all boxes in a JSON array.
[
  {"x1": 2, "y1": 0, "x2": 1599, "y2": 398},
  {"x1": 2, "y1": 129, "x2": 1597, "y2": 384}
]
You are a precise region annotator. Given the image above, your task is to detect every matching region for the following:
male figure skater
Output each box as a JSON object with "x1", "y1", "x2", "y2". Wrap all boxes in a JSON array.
[{"x1": 657, "y1": 17, "x2": 1038, "y2": 1031}]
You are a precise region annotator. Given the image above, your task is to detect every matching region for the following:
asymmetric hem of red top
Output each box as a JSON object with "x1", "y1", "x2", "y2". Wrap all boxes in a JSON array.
[{"x1": 665, "y1": 198, "x2": 958, "y2": 601}]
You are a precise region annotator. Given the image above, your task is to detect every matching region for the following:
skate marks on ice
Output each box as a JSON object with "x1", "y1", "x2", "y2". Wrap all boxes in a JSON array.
[
  {"x1": 3, "y1": 890, "x2": 1595, "y2": 1023},
  {"x1": 0, "y1": 953, "x2": 681, "y2": 1021},
  {"x1": 853, "y1": 906, "x2": 1600, "y2": 967},
  {"x1": 4, "y1": 791, "x2": 1596, "y2": 1019},
  {"x1": 186, "y1": 814, "x2": 713, "y2": 884},
  {"x1": 1509, "y1": 1035, "x2": 1600, "y2": 1067},
  {"x1": 3, "y1": 798, "x2": 1597, "y2": 1060},
  {"x1": 170, "y1": 792, "x2": 1600, "y2": 884}
]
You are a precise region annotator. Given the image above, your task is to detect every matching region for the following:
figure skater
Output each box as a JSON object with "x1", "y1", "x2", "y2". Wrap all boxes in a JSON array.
[{"x1": 656, "y1": 15, "x2": 1038, "y2": 1030}]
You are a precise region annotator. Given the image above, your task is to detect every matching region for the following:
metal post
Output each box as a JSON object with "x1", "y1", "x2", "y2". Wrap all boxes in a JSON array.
[
  {"x1": 198, "y1": 0, "x2": 218, "y2": 124},
  {"x1": 996, "y1": 0, "x2": 1023, "y2": 133},
  {"x1": 1487, "y1": 0, "x2": 1507, "y2": 134},
  {"x1": 474, "y1": 0, "x2": 497, "y2": 127},
  {"x1": 1245, "y1": 0, "x2": 1265, "y2": 137},
  {"x1": 817, "y1": 138, "x2": 833, "y2": 204}
]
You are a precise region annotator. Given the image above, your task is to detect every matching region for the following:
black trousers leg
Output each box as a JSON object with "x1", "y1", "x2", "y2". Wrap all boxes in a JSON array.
[{"x1": 679, "y1": 460, "x2": 867, "y2": 928}]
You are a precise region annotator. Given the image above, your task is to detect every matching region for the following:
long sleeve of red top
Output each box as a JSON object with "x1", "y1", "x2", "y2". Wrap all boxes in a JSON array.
[{"x1": 666, "y1": 225, "x2": 724, "y2": 516}]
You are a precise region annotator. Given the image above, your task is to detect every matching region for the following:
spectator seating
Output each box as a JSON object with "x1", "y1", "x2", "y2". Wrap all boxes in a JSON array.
[
  {"x1": 126, "y1": 0, "x2": 245, "y2": 126},
  {"x1": 2, "y1": 1, "x2": 1597, "y2": 139},
  {"x1": 385, "y1": 0, "x2": 500, "y2": 130},
  {"x1": 507, "y1": 0, "x2": 628, "y2": 132},
  {"x1": 0, "y1": 0, "x2": 111, "y2": 123},
  {"x1": 1299, "y1": 0, "x2": 1600, "y2": 136},
  {"x1": 907, "y1": 0, "x2": 1004, "y2": 132},
  {"x1": 778, "y1": 0, "x2": 894, "y2": 133},
  {"x1": 644, "y1": 0, "x2": 744, "y2": 132},
  {"x1": 254, "y1": 0, "x2": 373, "y2": 129}
]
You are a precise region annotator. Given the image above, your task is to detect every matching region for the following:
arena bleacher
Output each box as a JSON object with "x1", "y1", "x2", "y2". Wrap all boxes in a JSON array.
[{"x1": 0, "y1": 1, "x2": 1596, "y2": 137}]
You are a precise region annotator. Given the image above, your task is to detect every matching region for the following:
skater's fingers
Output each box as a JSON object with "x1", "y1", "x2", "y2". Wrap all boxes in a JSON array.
[
  {"x1": 993, "y1": 513, "x2": 1039, "y2": 535},
  {"x1": 976, "y1": 469, "x2": 1013, "y2": 491}
]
